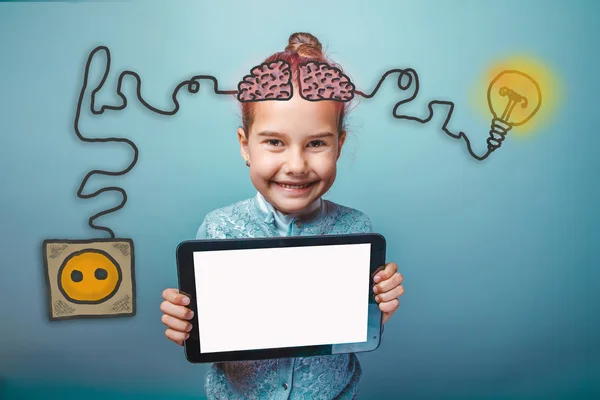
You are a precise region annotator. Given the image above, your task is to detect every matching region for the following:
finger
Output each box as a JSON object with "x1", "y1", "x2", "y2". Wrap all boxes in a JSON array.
[
  {"x1": 371, "y1": 265, "x2": 385, "y2": 280},
  {"x1": 375, "y1": 284, "x2": 404, "y2": 303},
  {"x1": 379, "y1": 298, "x2": 400, "y2": 314},
  {"x1": 374, "y1": 272, "x2": 403, "y2": 294},
  {"x1": 162, "y1": 313, "x2": 193, "y2": 333},
  {"x1": 165, "y1": 328, "x2": 188, "y2": 346},
  {"x1": 373, "y1": 262, "x2": 398, "y2": 284},
  {"x1": 382, "y1": 313, "x2": 392, "y2": 325},
  {"x1": 162, "y1": 288, "x2": 190, "y2": 306},
  {"x1": 160, "y1": 300, "x2": 194, "y2": 320}
]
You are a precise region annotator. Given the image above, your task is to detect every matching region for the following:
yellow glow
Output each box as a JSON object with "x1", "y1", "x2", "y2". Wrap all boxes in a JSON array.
[{"x1": 469, "y1": 55, "x2": 561, "y2": 136}]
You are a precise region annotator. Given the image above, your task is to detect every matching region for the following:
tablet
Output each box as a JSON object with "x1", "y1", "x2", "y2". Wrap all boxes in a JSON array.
[{"x1": 176, "y1": 233, "x2": 386, "y2": 364}]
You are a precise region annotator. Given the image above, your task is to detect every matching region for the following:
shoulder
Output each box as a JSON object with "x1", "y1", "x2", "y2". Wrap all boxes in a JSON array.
[
  {"x1": 322, "y1": 200, "x2": 373, "y2": 234},
  {"x1": 195, "y1": 198, "x2": 254, "y2": 239}
]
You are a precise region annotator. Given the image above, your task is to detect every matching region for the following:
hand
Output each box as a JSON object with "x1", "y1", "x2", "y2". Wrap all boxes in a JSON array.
[
  {"x1": 160, "y1": 288, "x2": 194, "y2": 346},
  {"x1": 373, "y1": 262, "x2": 404, "y2": 324}
]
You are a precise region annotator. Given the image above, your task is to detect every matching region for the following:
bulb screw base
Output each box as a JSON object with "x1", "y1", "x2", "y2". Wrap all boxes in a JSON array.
[{"x1": 487, "y1": 118, "x2": 512, "y2": 152}]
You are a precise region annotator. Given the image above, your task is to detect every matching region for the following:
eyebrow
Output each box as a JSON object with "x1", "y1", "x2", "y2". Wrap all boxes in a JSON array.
[{"x1": 256, "y1": 131, "x2": 335, "y2": 139}]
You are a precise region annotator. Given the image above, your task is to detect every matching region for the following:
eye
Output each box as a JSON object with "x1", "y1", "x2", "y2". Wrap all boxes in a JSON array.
[
  {"x1": 266, "y1": 139, "x2": 283, "y2": 146},
  {"x1": 308, "y1": 140, "x2": 326, "y2": 147}
]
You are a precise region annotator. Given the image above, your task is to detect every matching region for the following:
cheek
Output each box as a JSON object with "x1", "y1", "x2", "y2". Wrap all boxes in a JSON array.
[
  {"x1": 250, "y1": 152, "x2": 281, "y2": 176},
  {"x1": 310, "y1": 152, "x2": 338, "y2": 177}
]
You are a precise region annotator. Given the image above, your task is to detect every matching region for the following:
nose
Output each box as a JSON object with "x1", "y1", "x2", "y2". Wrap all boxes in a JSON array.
[{"x1": 284, "y1": 148, "x2": 308, "y2": 175}]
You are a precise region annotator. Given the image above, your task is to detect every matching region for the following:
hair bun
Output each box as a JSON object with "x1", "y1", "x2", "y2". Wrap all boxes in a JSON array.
[{"x1": 285, "y1": 32, "x2": 323, "y2": 58}]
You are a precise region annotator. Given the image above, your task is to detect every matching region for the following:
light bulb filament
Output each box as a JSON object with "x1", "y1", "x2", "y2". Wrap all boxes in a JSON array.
[{"x1": 499, "y1": 86, "x2": 528, "y2": 122}]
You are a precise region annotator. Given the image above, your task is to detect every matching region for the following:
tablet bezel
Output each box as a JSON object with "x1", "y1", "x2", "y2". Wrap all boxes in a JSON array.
[{"x1": 176, "y1": 233, "x2": 386, "y2": 364}]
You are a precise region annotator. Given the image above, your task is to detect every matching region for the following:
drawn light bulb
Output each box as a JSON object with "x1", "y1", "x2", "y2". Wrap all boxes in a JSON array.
[{"x1": 486, "y1": 70, "x2": 542, "y2": 151}]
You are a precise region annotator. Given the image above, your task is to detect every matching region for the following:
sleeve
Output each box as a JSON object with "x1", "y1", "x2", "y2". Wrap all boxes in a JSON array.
[
  {"x1": 195, "y1": 211, "x2": 230, "y2": 240},
  {"x1": 350, "y1": 209, "x2": 373, "y2": 234},
  {"x1": 364, "y1": 214, "x2": 374, "y2": 233},
  {"x1": 196, "y1": 218, "x2": 209, "y2": 239}
]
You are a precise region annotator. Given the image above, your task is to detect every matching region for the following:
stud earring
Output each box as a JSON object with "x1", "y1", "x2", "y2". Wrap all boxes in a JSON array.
[{"x1": 245, "y1": 160, "x2": 250, "y2": 167}]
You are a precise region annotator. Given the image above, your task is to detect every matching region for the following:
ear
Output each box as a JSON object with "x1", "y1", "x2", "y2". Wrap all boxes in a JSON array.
[
  {"x1": 336, "y1": 130, "x2": 347, "y2": 160},
  {"x1": 238, "y1": 127, "x2": 250, "y2": 162}
]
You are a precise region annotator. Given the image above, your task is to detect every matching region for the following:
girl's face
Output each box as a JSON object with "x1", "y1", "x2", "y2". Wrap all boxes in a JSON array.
[{"x1": 238, "y1": 94, "x2": 346, "y2": 214}]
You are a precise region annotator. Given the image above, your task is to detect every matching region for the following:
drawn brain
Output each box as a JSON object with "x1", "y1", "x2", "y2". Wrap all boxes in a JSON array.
[
  {"x1": 299, "y1": 62, "x2": 355, "y2": 101},
  {"x1": 237, "y1": 60, "x2": 293, "y2": 102}
]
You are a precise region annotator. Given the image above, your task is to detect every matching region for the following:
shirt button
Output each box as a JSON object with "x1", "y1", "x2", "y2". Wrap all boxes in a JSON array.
[
  {"x1": 282, "y1": 383, "x2": 288, "y2": 390},
  {"x1": 295, "y1": 221, "x2": 302, "y2": 228}
]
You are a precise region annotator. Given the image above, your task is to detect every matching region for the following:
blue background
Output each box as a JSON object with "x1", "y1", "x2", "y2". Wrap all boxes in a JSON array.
[{"x1": 1, "y1": 0, "x2": 598, "y2": 398}]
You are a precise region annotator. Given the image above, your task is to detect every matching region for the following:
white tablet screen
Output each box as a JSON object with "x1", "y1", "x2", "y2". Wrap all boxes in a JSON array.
[{"x1": 193, "y1": 243, "x2": 371, "y2": 354}]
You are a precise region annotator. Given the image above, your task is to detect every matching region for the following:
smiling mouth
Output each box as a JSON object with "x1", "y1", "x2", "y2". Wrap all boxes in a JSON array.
[{"x1": 273, "y1": 181, "x2": 317, "y2": 189}]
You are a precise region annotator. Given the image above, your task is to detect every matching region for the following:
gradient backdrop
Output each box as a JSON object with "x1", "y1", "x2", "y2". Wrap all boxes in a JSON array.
[{"x1": 1, "y1": 0, "x2": 598, "y2": 399}]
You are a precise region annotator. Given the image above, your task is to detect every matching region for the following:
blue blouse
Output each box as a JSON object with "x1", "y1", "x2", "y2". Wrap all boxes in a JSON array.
[{"x1": 196, "y1": 193, "x2": 374, "y2": 399}]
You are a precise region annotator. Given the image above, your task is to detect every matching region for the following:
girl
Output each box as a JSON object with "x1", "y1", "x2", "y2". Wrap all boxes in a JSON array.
[{"x1": 160, "y1": 32, "x2": 405, "y2": 399}]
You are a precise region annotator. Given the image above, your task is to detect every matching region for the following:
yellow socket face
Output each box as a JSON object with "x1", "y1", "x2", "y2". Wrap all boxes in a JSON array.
[{"x1": 58, "y1": 249, "x2": 122, "y2": 304}]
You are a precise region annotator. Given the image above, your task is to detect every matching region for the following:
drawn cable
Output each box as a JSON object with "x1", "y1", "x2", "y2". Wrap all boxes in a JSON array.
[
  {"x1": 355, "y1": 68, "x2": 497, "y2": 161},
  {"x1": 75, "y1": 46, "x2": 236, "y2": 238},
  {"x1": 76, "y1": 45, "x2": 521, "y2": 238}
]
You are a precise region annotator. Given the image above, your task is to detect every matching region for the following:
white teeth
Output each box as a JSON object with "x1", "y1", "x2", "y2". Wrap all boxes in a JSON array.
[{"x1": 279, "y1": 183, "x2": 311, "y2": 189}]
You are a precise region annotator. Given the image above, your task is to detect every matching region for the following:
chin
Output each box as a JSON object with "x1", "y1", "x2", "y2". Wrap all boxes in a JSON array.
[
  {"x1": 270, "y1": 186, "x2": 330, "y2": 213},
  {"x1": 270, "y1": 197, "x2": 313, "y2": 213}
]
